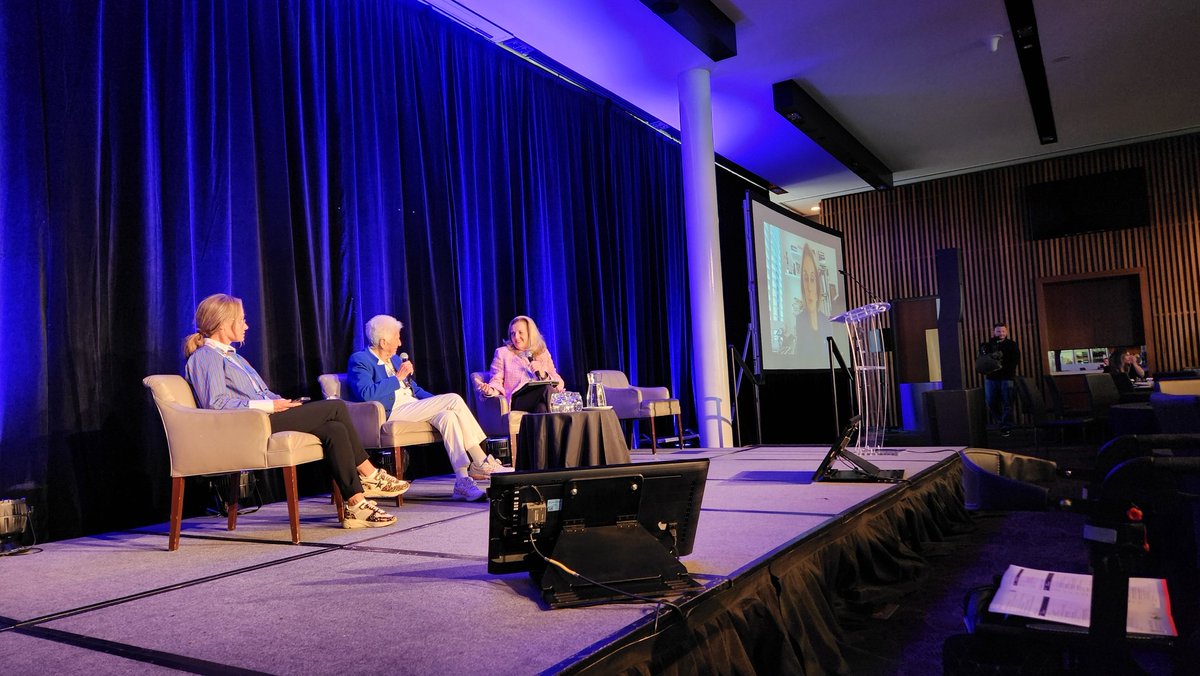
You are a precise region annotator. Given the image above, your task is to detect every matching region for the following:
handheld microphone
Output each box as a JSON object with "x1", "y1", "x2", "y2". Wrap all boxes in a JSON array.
[
  {"x1": 398, "y1": 352, "x2": 414, "y2": 386},
  {"x1": 522, "y1": 350, "x2": 543, "y2": 380}
]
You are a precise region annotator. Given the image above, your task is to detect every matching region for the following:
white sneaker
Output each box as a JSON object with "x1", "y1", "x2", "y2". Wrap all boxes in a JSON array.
[
  {"x1": 342, "y1": 499, "x2": 397, "y2": 529},
  {"x1": 468, "y1": 455, "x2": 513, "y2": 481},
  {"x1": 452, "y1": 476, "x2": 486, "y2": 502},
  {"x1": 360, "y1": 468, "x2": 410, "y2": 498}
]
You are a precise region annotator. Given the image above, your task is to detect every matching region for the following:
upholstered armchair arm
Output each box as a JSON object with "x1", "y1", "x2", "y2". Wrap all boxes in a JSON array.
[
  {"x1": 632, "y1": 385, "x2": 670, "y2": 402},
  {"x1": 343, "y1": 400, "x2": 386, "y2": 448},
  {"x1": 158, "y1": 403, "x2": 273, "y2": 476},
  {"x1": 604, "y1": 387, "x2": 643, "y2": 420},
  {"x1": 475, "y1": 393, "x2": 511, "y2": 438}
]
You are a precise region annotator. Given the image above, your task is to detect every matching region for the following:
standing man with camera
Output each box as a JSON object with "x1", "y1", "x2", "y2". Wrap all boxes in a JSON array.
[{"x1": 980, "y1": 323, "x2": 1020, "y2": 436}]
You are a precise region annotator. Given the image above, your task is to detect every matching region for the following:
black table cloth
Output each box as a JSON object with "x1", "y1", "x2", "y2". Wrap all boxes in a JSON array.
[{"x1": 516, "y1": 409, "x2": 631, "y2": 470}]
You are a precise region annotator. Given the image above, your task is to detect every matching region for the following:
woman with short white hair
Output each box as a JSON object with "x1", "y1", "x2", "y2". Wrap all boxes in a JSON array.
[{"x1": 346, "y1": 314, "x2": 508, "y2": 502}]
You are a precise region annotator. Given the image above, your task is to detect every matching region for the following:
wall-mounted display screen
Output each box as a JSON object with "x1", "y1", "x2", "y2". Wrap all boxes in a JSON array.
[{"x1": 1024, "y1": 168, "x2": 1150, "y2": 241}]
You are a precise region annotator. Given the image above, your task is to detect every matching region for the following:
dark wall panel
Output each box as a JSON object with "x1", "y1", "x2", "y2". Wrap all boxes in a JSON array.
[{"x1": 821, "y1": 133, "x2": 1200, "y2": 388}]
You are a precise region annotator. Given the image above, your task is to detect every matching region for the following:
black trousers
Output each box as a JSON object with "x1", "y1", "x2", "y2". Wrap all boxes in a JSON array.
[
  {"x1": 510, "y1": 382, "x2": 554, "y2": 413},
  {"x1": 270, "y1": 399, "x2": 368, "y2": 498}
]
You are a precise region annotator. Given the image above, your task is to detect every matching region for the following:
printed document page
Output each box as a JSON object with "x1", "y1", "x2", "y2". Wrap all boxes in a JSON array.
[{"x1": 988, "y1": 564, "x2": 1176, "y2": 637}]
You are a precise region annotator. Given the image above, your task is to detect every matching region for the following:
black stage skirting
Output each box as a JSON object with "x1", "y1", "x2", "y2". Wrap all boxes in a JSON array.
[{"x1": 568, "y1": 455, "x2": 970, "y2": 675}]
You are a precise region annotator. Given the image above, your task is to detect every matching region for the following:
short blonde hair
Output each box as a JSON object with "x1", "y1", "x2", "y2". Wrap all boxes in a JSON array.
[{"x1": 183, "y1": 293, "x2": 243, "y2": 356}]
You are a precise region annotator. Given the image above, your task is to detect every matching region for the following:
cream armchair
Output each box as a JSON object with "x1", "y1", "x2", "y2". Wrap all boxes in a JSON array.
[
  {"x1": 318, "y1": 374, "x2": 440, "y2": 504},
  {"x1": 588, "y1": 369, "x2": 682, "y2": 453},
  {"x1": 142, "y1": 375, "x2": 325, "y2": 551},
  {"x1": 470, "y1": 371, "x2": 524, "y2": 455}
]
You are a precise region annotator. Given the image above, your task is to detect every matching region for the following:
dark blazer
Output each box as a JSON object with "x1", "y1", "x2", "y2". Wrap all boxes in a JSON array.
[
  {"x1": 980, "y1": 338, "x2": 1020, "y2": 381},
  {"x1": 346, "y1": 349, "x2": 433, "y2": 412}
]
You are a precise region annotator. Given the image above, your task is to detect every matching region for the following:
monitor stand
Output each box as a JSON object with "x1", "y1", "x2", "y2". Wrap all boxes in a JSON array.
[{"x1": 537, "y1": 522, "x2": 700, "y2": 609}]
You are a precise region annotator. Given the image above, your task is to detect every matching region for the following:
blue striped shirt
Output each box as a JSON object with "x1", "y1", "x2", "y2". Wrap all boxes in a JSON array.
[{"x1": 185, "y1": 341, "x2": 281, "y2": 410}]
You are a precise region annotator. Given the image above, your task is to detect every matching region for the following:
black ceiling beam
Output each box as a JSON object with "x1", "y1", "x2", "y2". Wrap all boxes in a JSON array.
[
  {"x1": 772, "y1": 79, "x2": 893, "y2": 190},
  {"x1": 640, "y1": 1, "x2": 736, "y2": 62},
  {"x1": 1004, "y1": 0, "x2": 1058, "y2": 144}
]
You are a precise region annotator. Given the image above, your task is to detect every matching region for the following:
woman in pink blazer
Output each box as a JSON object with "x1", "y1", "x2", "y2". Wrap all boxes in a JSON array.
[{"x1": 476, "y1": 315, "x2": 565, "y2": 406}]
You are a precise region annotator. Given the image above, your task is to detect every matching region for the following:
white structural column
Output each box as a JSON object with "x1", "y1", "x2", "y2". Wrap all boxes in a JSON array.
[{"x1": 678, "y1": 67, "x2": 732, "y2": 448}]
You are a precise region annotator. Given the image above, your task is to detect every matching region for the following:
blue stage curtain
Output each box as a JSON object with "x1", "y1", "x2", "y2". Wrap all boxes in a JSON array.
[{"x1": 0, "y1": 0, "x2": 693, "y2": 539}]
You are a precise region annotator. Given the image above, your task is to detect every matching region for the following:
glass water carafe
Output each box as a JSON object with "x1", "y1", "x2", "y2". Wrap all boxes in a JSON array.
[{"x1": 586, "y1": 373, "x2": 607, "y2": 408}]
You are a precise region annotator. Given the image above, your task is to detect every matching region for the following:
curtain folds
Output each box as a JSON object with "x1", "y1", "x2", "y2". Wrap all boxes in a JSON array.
[
  {"x1": 0, "y1": 0, "x2": 693, "y2": 538},
  {"x1": 582, "y1": 461, "x2": 973, "y2": 675}
]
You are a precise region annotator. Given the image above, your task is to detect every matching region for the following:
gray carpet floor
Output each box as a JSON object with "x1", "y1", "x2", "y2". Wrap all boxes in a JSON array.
[
  {"x1": 7, "y1": 431, "x2": 1197, "y2": 673},
  {"x1": 1, "y1": 446, "x2": 958, "y2": 674}
]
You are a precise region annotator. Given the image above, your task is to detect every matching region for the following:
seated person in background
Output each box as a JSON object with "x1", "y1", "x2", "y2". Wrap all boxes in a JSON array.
[
  {"x1": 1105, "y1": 348, "x2": 1147, "y2": 390},
  {"x1": 346, "y1": 314, "x2": 509, "y2": 503},
  {"x1": 1106, "y1": 348, "x2": 1147, "y2": 379},
  {"x1": 475, "y1": 314, "x2": 565, "y2": 412},
  {"x1": 184, "y1": 293, "x2": 405, "y2": 529}
]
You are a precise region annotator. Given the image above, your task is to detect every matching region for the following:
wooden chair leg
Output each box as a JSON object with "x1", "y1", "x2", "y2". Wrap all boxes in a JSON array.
[
  {"x1": 169, "y1": 476, "x2": 184, "y2": 551},
  {"x1": 332, "y1": 481, "x2": 345, "y2": 524},
  {"x1": 393, "y1": 446, "x2": 404, "y2": 508},
  {"x1": 650, "y1": 416, "x2": 658, "y2": 454},
  {"x1": 226, "y1": 472, "x2": 239, "y2": 532},
  {"x1": 283, "y1": 465, "x2": 301, "y2": 545}
]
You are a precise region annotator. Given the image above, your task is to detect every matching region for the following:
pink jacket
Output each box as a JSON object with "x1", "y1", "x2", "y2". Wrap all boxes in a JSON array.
[{"x1": 485, "y1": 346, "x2": 565, "y2": 400}]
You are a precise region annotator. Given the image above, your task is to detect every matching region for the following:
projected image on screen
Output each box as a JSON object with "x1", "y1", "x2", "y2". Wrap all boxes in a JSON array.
[{"x1": 747, "y1": 198, "x2": 848, "y2": 371}]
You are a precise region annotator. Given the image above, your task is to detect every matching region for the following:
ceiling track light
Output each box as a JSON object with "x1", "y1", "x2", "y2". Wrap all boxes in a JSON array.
[
  {"x1": 772, "y1": 79, "x2": 893, "y2": 191},
  {"x1": 1004, "y1": 0, "x2": 1058, "y2": 144}
]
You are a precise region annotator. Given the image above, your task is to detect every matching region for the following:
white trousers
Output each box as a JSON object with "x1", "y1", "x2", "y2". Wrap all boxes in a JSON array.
[{"x1": 388, "y1": 393, "x2": 487, "y2": 471}]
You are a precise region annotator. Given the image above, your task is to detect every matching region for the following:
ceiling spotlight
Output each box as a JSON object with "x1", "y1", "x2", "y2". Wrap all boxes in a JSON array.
[
  {"x1": 989, "y1": 34, "x2": 1003, "y2": 53},
  {"x1": 810, "y1": 206, "x2": 820, "y2": 213}
]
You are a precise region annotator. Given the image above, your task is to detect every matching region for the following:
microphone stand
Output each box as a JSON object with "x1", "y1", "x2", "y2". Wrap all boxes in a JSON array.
[{"x1": 838, "y1": 268, "x2": 885, "y2": 305}]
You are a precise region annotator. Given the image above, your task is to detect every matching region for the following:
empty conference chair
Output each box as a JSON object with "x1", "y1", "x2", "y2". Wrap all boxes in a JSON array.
[
  {"x1": 1013, "y1": 376, "x2": 1093, "y2": 450},
  {"x1": 589, "y1": 369, "x2": 683, "y2": 452},
  {"x1": 960, "y1": 449, "x2": 1058, "y2": 511},
  {"x1": 1149, "y1": 392, "x2": 1200, "y2": 434},
  {"x1": 1084, "y1": 372, "x2": 1123, "y2": 425},
  {"x1": 1042, "y1": 374, "x2": 1088, "y2": 418}
]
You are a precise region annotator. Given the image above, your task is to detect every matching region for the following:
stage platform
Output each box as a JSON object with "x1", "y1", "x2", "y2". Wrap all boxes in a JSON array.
[{"x1": 0, "y1": 445, "x2": 968, "y2": 674}]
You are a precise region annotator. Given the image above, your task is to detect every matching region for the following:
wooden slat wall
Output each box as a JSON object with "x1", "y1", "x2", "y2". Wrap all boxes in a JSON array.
[{"x1": 821, "y1": 132, "x2": 1200, "y2": 398}]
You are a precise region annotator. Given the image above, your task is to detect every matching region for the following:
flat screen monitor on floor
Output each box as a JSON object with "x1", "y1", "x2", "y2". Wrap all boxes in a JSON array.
[{"x1": 487, "y1": 458, "x2": 709, "y2": 608}]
